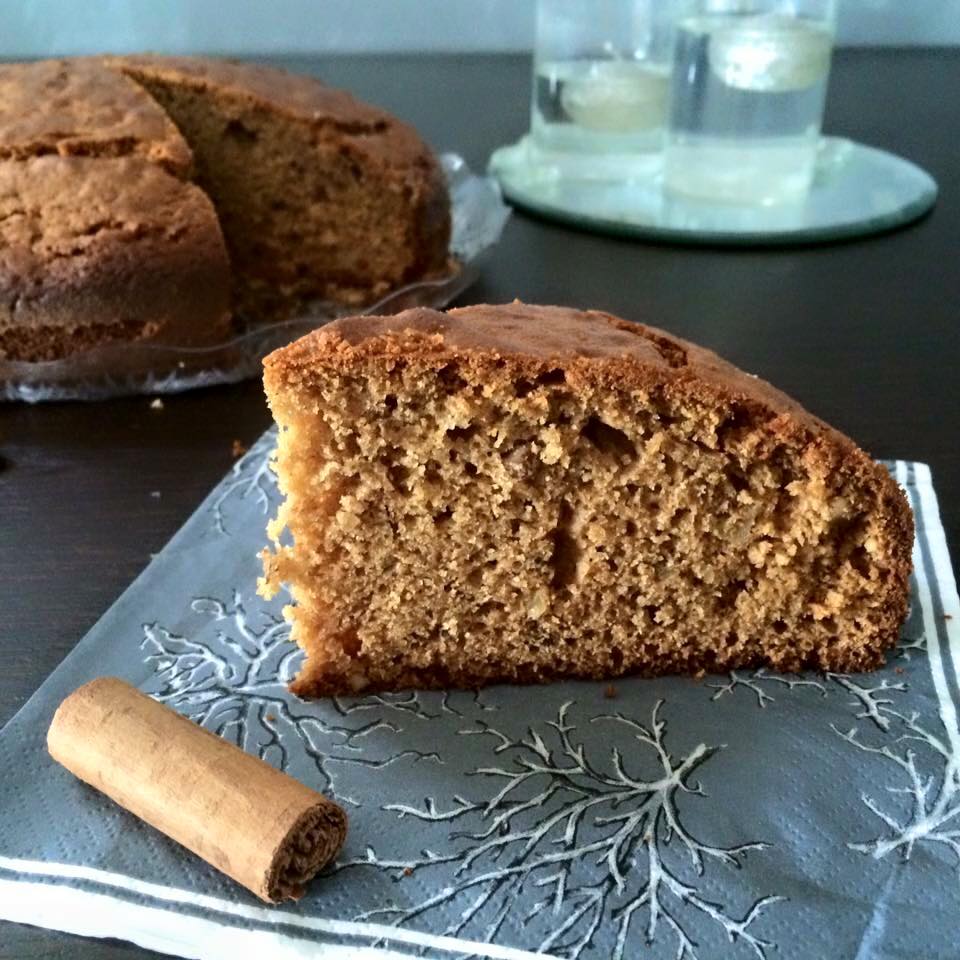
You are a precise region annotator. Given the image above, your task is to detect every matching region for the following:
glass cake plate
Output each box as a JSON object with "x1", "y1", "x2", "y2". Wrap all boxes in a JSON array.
[
  {"x1": 489, "y1": 136, "x2": 937, "y2": 246},
  {"x1": 1, "y1": 154, "x2": 511, "y2": 403}
]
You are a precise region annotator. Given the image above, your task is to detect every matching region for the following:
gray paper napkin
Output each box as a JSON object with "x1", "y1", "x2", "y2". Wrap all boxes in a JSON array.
[{"x1": 1, "y1": 434, "x2": 957, "y2": 960}]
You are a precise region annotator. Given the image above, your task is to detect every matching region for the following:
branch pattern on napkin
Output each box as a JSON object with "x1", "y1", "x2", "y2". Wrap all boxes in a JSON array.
[{"x1": 1, "y1": 446, "x2": 957, "y2": 960}]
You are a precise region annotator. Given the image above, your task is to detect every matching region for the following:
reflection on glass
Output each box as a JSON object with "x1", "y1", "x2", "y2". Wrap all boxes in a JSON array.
[
  {"x1": 531, "y1": 0, "x2": 676, "y2": 178},
  {"x1": 665, "y1": 0, "x2": 837, "y2": 204}
]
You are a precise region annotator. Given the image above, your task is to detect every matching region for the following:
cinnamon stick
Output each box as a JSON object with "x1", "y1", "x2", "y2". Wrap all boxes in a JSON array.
[{"x1": 47, "y1": 677, "x2": 347, "y2": 903}]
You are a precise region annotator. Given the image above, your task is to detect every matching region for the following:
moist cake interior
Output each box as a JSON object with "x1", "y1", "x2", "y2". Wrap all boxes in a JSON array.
[
  {"x1": 120, "y1": 66, "x2": 443, "y2": 319},
  {"x1": 261, "y1": 306, "x2": 912, "y2": 695}
]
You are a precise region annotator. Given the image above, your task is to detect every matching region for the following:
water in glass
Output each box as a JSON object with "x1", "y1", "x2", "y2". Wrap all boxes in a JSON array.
[{"x1": 665, "y1": 11, "x2": 834, "y2": 203}]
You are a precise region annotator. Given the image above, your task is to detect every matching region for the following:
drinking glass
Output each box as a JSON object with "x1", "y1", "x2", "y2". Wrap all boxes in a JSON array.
[
  {"x1": 532, "y1": 0, "x2": 677, "y2": 176},
  {"x1": 664, "y1": 0, "x2": 837, "y2": 204}
]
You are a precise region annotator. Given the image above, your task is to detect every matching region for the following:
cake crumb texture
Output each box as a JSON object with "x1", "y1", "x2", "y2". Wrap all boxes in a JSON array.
[
  {"x1": 261, "y1": 303, "x2": 914, "y2": 695},
  {"x1": 112, "y1": 56, "x2": 451, "y2": 319}
]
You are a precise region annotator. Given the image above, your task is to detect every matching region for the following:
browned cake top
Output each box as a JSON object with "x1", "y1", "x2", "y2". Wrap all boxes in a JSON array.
[
  {"x1": 268, "y1": 301, "x2": 838, "y2": 442},
  {"x1": 0, "y1": 155, "x2": 229, "y2": 353},
  {"x1": 0, "y1": 58, "x2": 192, "y2": 175},
  {"x1": 0, "y1": 154, "x2": 216, "y2": 272},
  {"x1": 111, "y1": 55, "x2": 436, "y2": 171}
]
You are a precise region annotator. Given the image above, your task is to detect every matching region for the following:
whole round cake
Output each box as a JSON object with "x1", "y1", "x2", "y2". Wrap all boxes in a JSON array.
[{"x1": 0, "y1": 56, "x2": 451, "y2": 364}]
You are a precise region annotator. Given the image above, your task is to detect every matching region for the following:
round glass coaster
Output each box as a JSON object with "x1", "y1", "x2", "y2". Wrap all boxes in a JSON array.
[{"x1": 488, "y1": 136, "x2": 938, "y2": 246}]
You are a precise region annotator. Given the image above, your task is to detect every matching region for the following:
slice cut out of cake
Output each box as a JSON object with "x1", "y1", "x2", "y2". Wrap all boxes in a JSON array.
[
  {"x1": 260, "y1": 302, "x2": 913, "y2": 696},
  {"x1": 109, "y1": 56, "x2": 451, "y2": 320}
]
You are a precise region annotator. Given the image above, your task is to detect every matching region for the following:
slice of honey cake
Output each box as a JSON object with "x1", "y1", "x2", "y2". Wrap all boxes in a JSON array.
[{"x1": 259, "y1": 302, "x2": 912, "y2": 696}]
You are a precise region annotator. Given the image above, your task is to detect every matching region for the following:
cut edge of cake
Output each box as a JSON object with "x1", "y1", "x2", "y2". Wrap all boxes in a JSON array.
[{"x1": 108, "y1": 55, "x2": 452, "y2": 319}]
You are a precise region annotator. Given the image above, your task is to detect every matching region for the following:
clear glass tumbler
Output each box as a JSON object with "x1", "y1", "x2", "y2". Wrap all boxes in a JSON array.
[
  {"x1": 532, "y1": 0, "x2": 677, "y2": 174},
  {"x1": 664, "y1": 0, "x2": 837, "y2": 204}
]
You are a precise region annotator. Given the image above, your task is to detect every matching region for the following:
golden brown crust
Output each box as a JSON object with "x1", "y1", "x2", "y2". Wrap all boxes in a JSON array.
[
  {"x1": 269, "y1": 302, "x2": 846, "y2": 440},
  {"x1": 264, "y1": 302, "x2": 914, "y2": 693},
  {"x1": 109, "y1": 55, "x2": 434, "y2": 167},
  {"x1": 0, "y1": 58, "x2": 192, "y2": 175},
  {"x1": 0, "y1": 156, "x2": 230, "y2": 362}
]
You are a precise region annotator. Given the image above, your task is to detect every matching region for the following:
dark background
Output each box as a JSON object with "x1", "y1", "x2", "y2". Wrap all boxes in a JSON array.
[{"x1": 1, "y1": 49, "x2": 958, "y2": 956}]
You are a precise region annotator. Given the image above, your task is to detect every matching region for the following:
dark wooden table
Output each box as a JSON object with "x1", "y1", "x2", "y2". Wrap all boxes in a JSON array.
[{"x1": 2, "y1": 49, "x2": 958, "y2": 958}]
